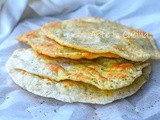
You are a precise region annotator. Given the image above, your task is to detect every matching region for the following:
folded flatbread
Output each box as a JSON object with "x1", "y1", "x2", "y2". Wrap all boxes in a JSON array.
[
  {"x1": 6, "y1": 48, "x2": 150, "y2": 90},
  {"x1": 6, "y1": 63, "x2": 151, "y2": 104},
  {"x1": 17, "y1": 30, "x2": 119, "y2": 59}
]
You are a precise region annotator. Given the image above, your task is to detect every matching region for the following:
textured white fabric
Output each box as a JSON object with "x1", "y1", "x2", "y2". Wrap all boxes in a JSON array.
[
  {"x1": 0, "y1": 0, "x2": 160, "y2": 120},
  {"x1": 0, "y1": 0, "x2": 28, "y2": 43}
]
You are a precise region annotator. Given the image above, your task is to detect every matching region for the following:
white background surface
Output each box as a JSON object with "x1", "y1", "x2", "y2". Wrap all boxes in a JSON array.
[{"x1": 0, "y1": 0, "x2": 160, "y2": 120}]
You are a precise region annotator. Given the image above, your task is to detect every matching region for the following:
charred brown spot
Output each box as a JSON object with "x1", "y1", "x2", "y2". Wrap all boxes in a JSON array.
[
  {"x1": 27, "y1": 33, "x2": 39, "y2": 39},
  {"x1": 111, "y1": 63, "x2": 134, "y2": 71},
  {"x1": 47, "y1": 63, "x2": 64, "y2": 73},
  {"x1": 21, "y1": 71, "x2": 26, "y2": 74},
  {"x1": 106, "y1": 72, "x2": 127, "y2": 79},
  {"x1": 63, "y1": 85, "x2": 68, "y2": 88},
  {"x1": 46, "y1": 82, "x2": 52, "y2": 85}
]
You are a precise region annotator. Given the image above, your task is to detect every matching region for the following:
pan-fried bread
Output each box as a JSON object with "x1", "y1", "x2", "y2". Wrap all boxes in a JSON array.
[
  {"x1": 6, "y1": 65, "x2": 151, "y2": 104},
  {"x1": 6, "y1": 48, "x2": 150, "y2": 90},
  {"x1": 42, "y1": 17, "x2": 160, "y2": 61},
  {"x1": 17, "y1": 30, "x2": 119, "y2": 59}
]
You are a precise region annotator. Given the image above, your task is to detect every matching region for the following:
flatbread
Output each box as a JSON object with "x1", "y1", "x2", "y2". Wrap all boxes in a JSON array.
[
  {"x1": 42, "y1": 17, "x2": 160, "y2": 61},
  {"x1": 6, "y1": 48, "x2": 150, "y2": 90},
  {"x1": 17, "y1": 30, "x2": 119, "y2": 59},
  {"x1": 6, "y1": 65, "x2": 151, "y2": 104}
]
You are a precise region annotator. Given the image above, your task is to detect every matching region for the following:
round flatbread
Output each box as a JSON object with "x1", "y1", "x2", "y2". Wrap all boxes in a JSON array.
[
  {"x1": 6, "y1": 48, "x2": 150, "y2": 90},
  {"x1": 6, "y1": 65, "x2": 151, "y2": 104},
  {"x1": 42, "y1": 17, "x2": 160, "y2": 61}
]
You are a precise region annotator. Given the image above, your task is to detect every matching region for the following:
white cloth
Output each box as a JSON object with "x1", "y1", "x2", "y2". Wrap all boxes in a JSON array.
[{"x1": 0, "y1": 0, "x2": 160, "y2": 120}]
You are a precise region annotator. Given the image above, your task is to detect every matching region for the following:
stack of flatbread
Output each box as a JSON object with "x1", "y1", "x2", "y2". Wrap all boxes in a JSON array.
[{"x1": 6, "y1": 17, "x2": 160, "y2": 104}]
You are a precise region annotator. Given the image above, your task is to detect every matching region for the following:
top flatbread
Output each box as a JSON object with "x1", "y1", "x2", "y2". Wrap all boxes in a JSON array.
[
  {"x1": 17, "y1": 30, "x2": 119, "y2": 59},
  {"x1": 42, "y1": 17, "x2": 160, "y2": 61}
]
